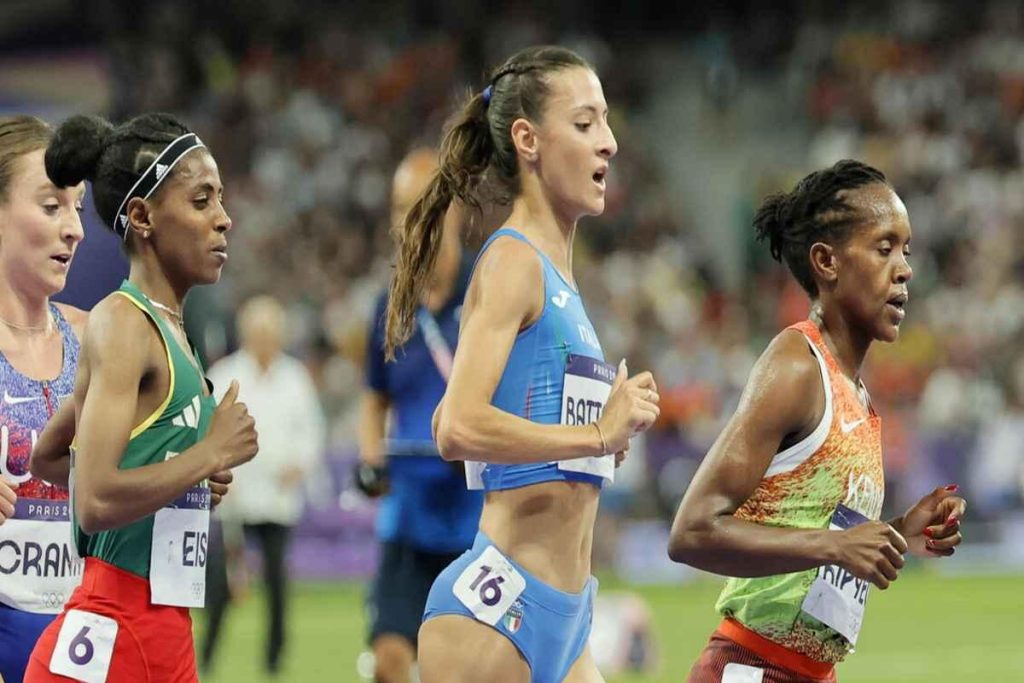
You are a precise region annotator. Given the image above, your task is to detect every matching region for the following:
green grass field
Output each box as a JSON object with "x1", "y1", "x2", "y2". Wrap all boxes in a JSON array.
[{"x1": 195, "y1": 569, "x2": 1023, "y2": 682}]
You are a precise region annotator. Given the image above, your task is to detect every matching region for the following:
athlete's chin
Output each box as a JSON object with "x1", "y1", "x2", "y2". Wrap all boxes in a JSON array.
[
  {"x1": 195, "y1": 267, "x2": 223, "y2": 286},
  {"x1": 582, "y1": 198, "x2": 605, "y2": 217},
  {"x1": 43, "y1": 273, "x2": 69, "y2": 297},
  {"x1": 874, "y1": 322, "x2": 901, "y2": 343}
]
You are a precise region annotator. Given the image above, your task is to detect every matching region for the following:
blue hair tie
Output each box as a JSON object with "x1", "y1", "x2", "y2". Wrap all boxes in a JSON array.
[{"x1": 482, "y1": 85, "x2": 493, "y2": 105}]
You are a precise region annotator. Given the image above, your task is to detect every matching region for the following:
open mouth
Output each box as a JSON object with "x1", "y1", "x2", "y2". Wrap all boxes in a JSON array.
[
  {"x1": 886, "y1": 292, "x2": 908, "y2": 320},
  {"x1": 592, "y1": 168, "x2": 607, "y2": 188},
  {"x1": 51, "y1": 254, "x2": 71, "y2": 266}
]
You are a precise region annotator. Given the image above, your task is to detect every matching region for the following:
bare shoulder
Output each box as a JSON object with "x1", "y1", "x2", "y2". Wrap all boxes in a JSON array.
[
  {"x1": 464, "y1": 234, "x2": 543, "y2": 320},
  {"x1": 740, "y1": 327, "x2": 823, "y2": 426},
  {"x1": 472, "y1": 234, "x2": 542, "y2": 289},
  {"x1": 81, "y1": 294, "x2": 158, "y2": 363},
  {"x1": 757, "y1": 328, "x2": 821, "y2": 384}
]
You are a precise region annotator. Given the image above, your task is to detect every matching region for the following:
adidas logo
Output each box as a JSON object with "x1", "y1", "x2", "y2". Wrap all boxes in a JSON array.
[
  {"x1": 155, "y1": 163, "x2": 170, "y2": 180},
  {"x1": 119, "y1": 214, "x2": 128, "y2": 228},
  {"x1": 171, "y1": 395, "x2": 202, "y2": 429}
]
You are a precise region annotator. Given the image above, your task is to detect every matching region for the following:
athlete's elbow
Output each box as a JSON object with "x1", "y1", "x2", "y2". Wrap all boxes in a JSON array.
[
  {"x1": 435, "y1": 418, "x2": 466, "y2": 462},
  {"x1": 28, "y1": 451, "x2": 67, "y2": 486},
  {"x1": 28, "y1": 450, "x2": 48, "y2": 479},
  {"x1": 76, "y1": 494, "x2": 114, "y2": 535},
  {"x1": 668, "y1": 534, "x2": 707, "y2": 565},
  {"x1": 667, "y1": 514, "x2": 710, "y2": 565},
  {"x1": 667, "y1": 530, "x2": 694, "y2": 564},
  {"x1": 436, "y1": 411, "x2": 484, "y2": 462}
]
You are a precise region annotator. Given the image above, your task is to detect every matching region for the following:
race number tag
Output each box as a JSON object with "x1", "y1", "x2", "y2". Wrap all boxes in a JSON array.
[
  {"x1": 558, "y1": 354, "x2": 616, "y2": 481},
  {"x1": 723, "y1": 663, "x2": 765, "y2": 683},
  {"x1": 149, "y1": 486, "x2": 210, "y2": 607},
  {"x1": 464, "y1": 461, "x2": 486, "y2": 491},
  {"x1": 49, "y1": 609, "x2": 118, "y2": 683},
  {"x1": 0, "y1": 498, "x2": 83, "y2": 613},
  {"x1": 800, "y1": 504, "x2": 872, "y2": 645},
  {"x1": 452, "y1": 545, "x2": 526, "y2": 626}
]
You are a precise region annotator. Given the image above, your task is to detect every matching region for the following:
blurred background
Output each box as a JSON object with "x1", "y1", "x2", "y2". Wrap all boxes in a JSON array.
[{"x1": 5, "y1": 0, "x2": 1024, "y2": 680}]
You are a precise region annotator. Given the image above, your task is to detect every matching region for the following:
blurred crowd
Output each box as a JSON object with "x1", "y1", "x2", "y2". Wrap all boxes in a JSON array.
[
  {"x1": 96, "y1": 1, "x2": 1024, "y2": 529},
  {"x1": 788, "y1": 0, "x2": 1024, "y2": 519}
]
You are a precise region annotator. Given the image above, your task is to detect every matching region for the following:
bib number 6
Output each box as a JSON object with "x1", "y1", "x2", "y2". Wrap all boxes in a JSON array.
[
  {"x1": 69, "y1": 626, "x2": 95, "y2": 665},
  {"x1": 49, "y1": 609, "x2": 119, "y2": 683},
  {"x1": 452, "y1": 546, "x2": 526, "y2": 626}
]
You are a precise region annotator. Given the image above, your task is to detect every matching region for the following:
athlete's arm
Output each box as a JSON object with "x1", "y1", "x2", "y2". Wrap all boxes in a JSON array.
[
  {"x1": 73, "y1": 296, "x2": 256, "y2": 534},
  {"x1": 29, "y1": 398, "x2": 75, "y2": 486},
  {"x1": 0, "y1": 478, "x2": 14, "y2": 524},
  {"x1": 358, "y1": 390, "x2": 390, "y2": 468},
  {"x1": 435, "y1": 238, "x2": 658, "y2": 464},
  {"x1": 29, "y1": 305, "x2": 90, "y2": 486},
  {"x1": 667, "y1": 330, "x2": 907, "y2": 589}
]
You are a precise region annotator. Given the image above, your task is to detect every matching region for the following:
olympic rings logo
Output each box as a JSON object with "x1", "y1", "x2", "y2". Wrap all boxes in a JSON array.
[{"x1": 39, "y1": 592, "x2": 67, "y2": 610}]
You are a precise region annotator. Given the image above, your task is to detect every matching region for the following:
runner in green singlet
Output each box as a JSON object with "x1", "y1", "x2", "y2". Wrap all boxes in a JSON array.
[
  {"x1": 24, "y1": 112, "x2": 258, "y2": 683},
  {"x1": 668, "y1": 161, "x2": 967, "y2": 683}
]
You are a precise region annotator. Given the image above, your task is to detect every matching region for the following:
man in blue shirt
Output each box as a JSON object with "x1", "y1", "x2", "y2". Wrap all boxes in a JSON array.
[{"x1": 357, "y1": 148, "x2": 482, "y2": 683}]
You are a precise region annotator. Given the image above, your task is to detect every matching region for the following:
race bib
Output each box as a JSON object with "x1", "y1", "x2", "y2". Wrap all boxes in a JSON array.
[
  {"x1": 49, "y1": 609, "x2": 118, "y2": 683},
  {"x1": 149, "y1": 486, "x2": 210, "y2": 607},
  {"x1": 558, "y1": 355, "x2": 616, "y2": 481},
  {"x1": 723, "y1": 663, "x2": 765, "y2": 683},
  {"x1": 464, "y1": 460, "x2": 486, "y2": 491},
  {"x1": 0, "y1": 498, "x2": 83, "y2": 613},
  {"x1": 452, "y1": 545, "x2": 526, "y2": 626},
  {"x1": 800, "y1": 504, "x2": 872, "y2": 645}
]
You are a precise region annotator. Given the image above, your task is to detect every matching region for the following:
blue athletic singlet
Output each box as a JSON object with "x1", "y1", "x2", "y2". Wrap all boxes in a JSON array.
[
  {"x1": 424, "y1": 229, "x2": 614, "y2": 682},
  {"x1": 0, "y1": 303, "x2": 82, "y2": 682},
  {"x1": 464, "y1": 228, "x2": 610, "y2": 492}
]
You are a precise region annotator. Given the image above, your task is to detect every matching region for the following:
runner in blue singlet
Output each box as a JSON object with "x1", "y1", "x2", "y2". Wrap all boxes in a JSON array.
[
  {"x1": 384, "y1": 46, "x2": 661, "y2": 683},
  {"x1": 0, "y1": 115, "x2": 88, "y2": 683}
]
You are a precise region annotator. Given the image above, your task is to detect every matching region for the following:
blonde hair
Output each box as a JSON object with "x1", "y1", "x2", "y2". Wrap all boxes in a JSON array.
[{"x1": 0, "y1": 116, "x2": 53, "y2": 203}]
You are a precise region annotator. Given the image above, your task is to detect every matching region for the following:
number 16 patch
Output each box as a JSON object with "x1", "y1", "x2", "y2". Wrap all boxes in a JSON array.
[
  {"x1": 49, "y1": 609, "x2": 119, "y2": 683},
  {"x1": 453, "y1": 545, "x2": 527, "y2": 627}
]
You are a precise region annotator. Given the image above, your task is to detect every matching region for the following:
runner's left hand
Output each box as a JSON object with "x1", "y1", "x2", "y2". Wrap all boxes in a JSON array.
[{"x1": 896, "y1": 485, "x2": 966, "y2": 558}]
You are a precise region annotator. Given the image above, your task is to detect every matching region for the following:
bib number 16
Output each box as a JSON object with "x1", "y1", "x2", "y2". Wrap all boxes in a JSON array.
[
  {"x1": 452, "y1": 546, "x2": 526, "y2": 626},
  {"x1": 468, "y1": 565, "x2": 505, "y2": 606}
]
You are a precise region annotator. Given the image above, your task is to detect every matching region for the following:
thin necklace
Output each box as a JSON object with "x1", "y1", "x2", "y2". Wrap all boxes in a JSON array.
[
  {"x1": 139, "y1": 291, "x2": 204, "y2": 380},
  {"x1": 144, "y1": 296, "x2": 184, "y2": 326},
  {"x1": 0, "y1": 310, "x2": 53, "y2": 333}
]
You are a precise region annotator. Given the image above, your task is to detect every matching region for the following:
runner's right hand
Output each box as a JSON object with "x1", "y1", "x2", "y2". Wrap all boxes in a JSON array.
[
  {"x1": 597, "y1": 360, "x2": 660, "y2": 454},
  {"x1": 206, "y1": 380, "x2": 259, "y2": 470},
  {"x1": 836, "y1": 521, "x2": 908, "y2": 589},
  {"x1": 0, "y1": 478, "x2": 15, "y2": 526}
]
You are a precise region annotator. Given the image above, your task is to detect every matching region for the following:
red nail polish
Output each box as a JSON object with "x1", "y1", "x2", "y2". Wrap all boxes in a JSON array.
[
  {"x1": 923, "y1": 527, "x2": 934, "y2": 538},
  {"x1": 945, "y1": 484, "x2": 959, "y2": 492},
  {"x1": 945, "y1": 516, "x2": 957, "y2": 527}
]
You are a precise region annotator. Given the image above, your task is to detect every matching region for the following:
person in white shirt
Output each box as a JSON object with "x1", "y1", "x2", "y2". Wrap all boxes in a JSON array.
[{"x1": 200, "y1": 295, "x2": 325, "y2": 677}]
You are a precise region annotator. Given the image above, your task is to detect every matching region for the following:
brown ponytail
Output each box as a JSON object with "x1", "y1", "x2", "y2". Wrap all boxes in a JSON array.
[
  {"x1": 384, "y1": 45, "x2": 592, "y2": 358},
  {"x1": 384, "y1": 91, "x2": 491, "y2": 358}
]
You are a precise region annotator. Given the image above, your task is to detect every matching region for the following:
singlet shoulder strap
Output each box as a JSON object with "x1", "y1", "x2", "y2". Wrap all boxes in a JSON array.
[
  {"x1": 471, "y1": 227, "x2": 535, "y2": 272},
  {"x1": 763, "y1": 326, "x2": 833, "y2": 478},
  {"x1": 49, "y1": 302, "x2": 74, "y2": 337}
]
